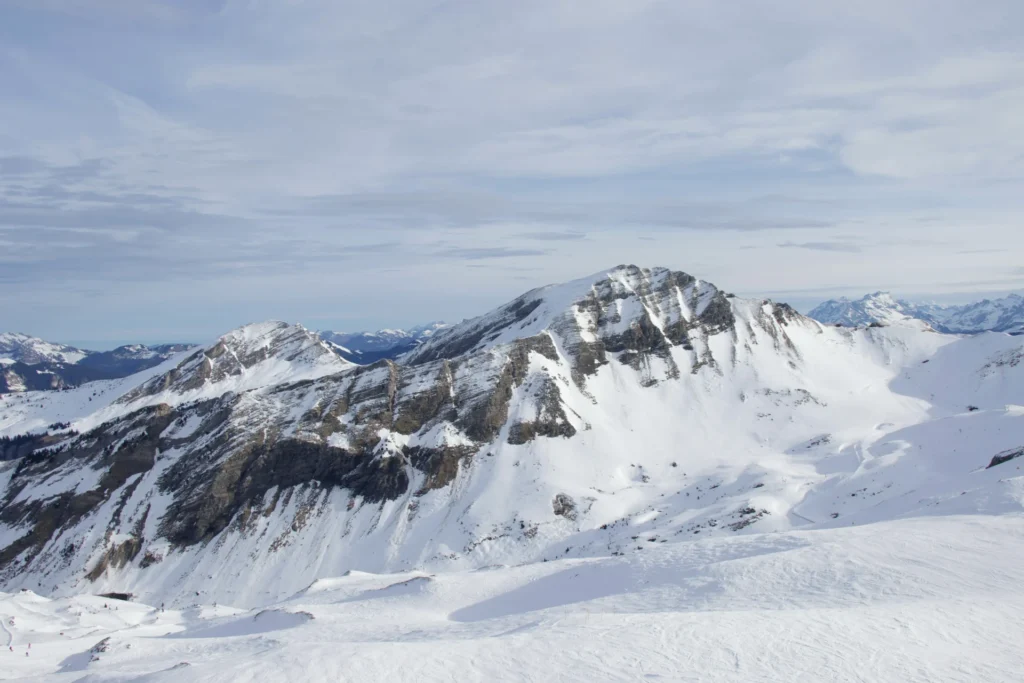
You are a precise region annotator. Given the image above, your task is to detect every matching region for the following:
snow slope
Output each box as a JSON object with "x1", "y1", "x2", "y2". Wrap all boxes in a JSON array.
[
  {"x1": 1, "y1": 514, "x2": 1022, "y2": 681},
  {"x1": 0, "y1": 265, "x2": 1022, "y2": 627}
]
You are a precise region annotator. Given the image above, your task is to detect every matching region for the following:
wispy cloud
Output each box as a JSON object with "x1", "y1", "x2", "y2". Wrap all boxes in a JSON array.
[
  {"x1": 518, "y1": 231, "x2": 588, "y2": 241},
  {"x1": 778, "y1": 241, "x2": 862, "y2": 253},
  {"x1": 438, "y1": 247, "x2": 551, "y2": 260}
]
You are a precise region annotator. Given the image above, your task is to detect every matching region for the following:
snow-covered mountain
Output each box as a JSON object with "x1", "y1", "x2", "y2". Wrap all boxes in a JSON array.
[
  {"x1": 809, "y1": 291, "x2": 1024, "y2": 334},
  {"x1": 319, "y1": 322, "x2": 448, "y2": 363},
  {"x1": 1, "y1": 265, "x2": 1022, "y2": 612},
  {"x1": 936, "y1": 294, "x2": 1024, "y2": 334}
]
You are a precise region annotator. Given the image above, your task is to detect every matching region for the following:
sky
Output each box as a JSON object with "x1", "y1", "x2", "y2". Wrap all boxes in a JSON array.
[{"x1": 2, "y1": 0, "x2": 1023, "y2": 348}]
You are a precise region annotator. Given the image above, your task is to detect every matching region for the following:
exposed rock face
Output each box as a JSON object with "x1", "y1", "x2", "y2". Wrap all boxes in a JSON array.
[
  {"x1": 161, "y1": 438, "x2": 411, "y2": 545},
  {"x1": 407, "y1": 265, "x2": 737, "y2": 387},
  {"x1": 0, "y1": 404, "x2": 174, "y2": 573},
  {"x1": 507, "y1": 380, "x2": 576, "y2": 445}
]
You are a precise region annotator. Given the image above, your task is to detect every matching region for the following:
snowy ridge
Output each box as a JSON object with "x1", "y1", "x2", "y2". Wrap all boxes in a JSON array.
[
  {"x1": 117, "y1": 321, "x2": 353, "y2": 411},
  {"x1": 0, "y1": 265, "x2": 1021, "y2": 619}
]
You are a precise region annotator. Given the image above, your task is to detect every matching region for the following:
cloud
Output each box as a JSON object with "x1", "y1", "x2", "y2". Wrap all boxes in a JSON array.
[
  {"x1": 437, "y1": 247, "x2": 551, "y2": 260},
  {"x1": 1, "y1": 0, "x2": 1023, "y2": 342},
  {"x1": 518, "y1": 231, "x2": 588, "y2": 241},
  {"x1": 778, "y1": 241, "x2": 863, "y2": 253}
]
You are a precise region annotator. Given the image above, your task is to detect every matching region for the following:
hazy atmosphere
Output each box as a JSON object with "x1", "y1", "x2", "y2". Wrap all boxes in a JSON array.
[{"x1": 3, "y1": 0, "x2": 1024, "y2": 346}]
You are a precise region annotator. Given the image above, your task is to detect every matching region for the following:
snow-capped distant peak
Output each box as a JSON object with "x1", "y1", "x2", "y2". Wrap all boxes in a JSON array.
[
  {"x1": 809, "y1": 291, "x2": 1024, "y2": 334},
  {"x1": 808, "y1": 292, "x2": 930, "y2": 330}
]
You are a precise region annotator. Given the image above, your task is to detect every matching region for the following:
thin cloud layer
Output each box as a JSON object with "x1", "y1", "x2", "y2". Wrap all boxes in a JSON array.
[{"x1": 1, "y1": 0, "x2": 1023, "y2": 345}]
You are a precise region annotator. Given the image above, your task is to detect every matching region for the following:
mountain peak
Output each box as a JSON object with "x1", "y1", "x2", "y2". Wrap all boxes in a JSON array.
[
  {"x1": 120, "y1": 320, "x2": 352, "y2": 406},
  {"x1": 404, "y1": 265, "x2": 737, "y2": 366}
]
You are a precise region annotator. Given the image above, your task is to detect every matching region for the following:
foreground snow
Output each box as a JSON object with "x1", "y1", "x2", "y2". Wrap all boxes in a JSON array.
[{"x1": 1, "y1": 514, "x2": 1022, "y2": 682}]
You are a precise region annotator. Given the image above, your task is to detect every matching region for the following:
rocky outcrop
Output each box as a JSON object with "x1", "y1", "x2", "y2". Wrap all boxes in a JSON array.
[
  {"x1": 552, "y1": 493, "x2": 577, "y2": 520},
  {"x1": 507, "y1": 380, "x2": 576, "y2": 445},
  {"x1": 458, "y1": 335, "x2": 559, "y2": 443},
  {"x1": 988, "y1": 447, "x2": 1024, "y2": 469}
]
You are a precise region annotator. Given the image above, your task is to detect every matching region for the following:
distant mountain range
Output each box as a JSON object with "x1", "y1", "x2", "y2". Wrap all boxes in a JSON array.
[
  {"x1": 808, "y1": 292, "x2": 1024, "y2": 335},
  {"x1": 319, "y1": 322, "x2": 449, "y2": 363},
  {"x1": 7, "y1": 286, "x2": 1020, "y2": 398},
  {"x1": 0, "y1": 333, "x2": 194, "y2": 394}
]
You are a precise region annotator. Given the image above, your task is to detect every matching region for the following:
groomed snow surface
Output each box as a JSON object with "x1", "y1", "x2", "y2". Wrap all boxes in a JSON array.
[{"x1": 1, "y1": 514, "x2": 1022, "y2": 681}]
